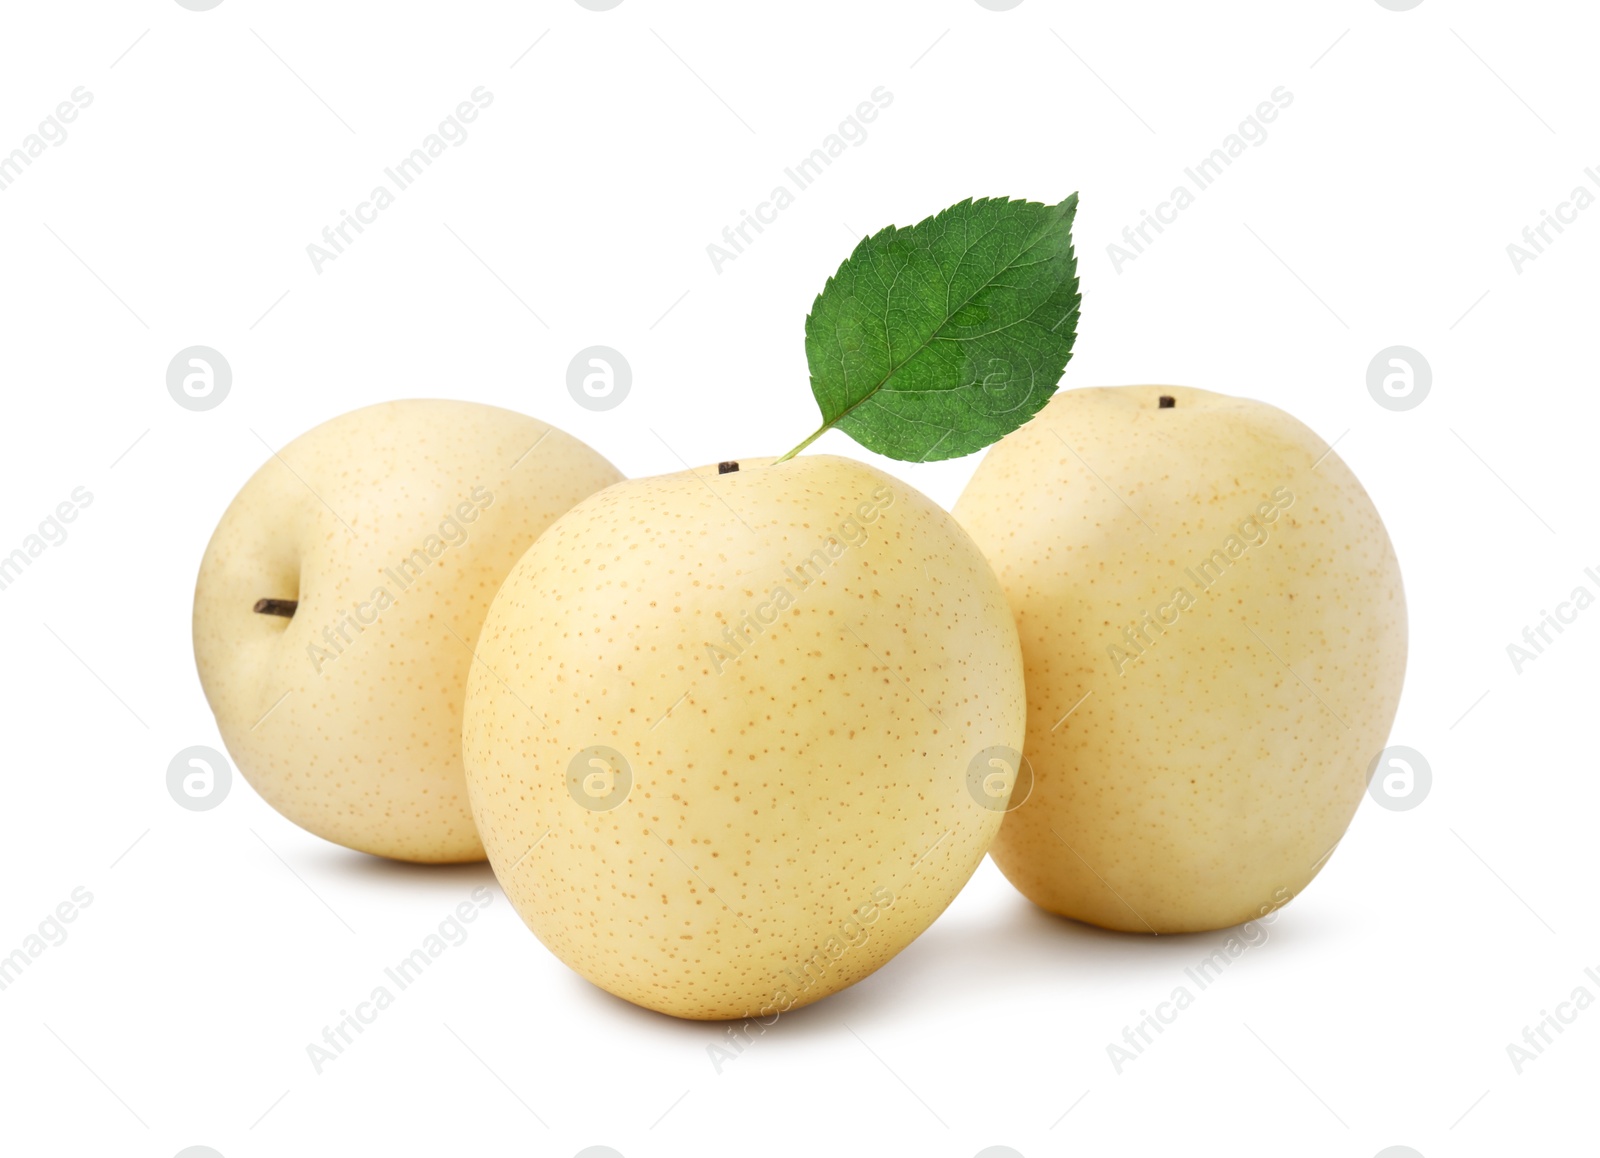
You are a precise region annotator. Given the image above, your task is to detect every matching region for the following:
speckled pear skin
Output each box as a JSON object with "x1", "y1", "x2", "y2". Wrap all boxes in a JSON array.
[
  {"x1": 462, "y1": 455, "x2": 1026, "y2": 1020},
  {"x1": 953, "y1": 386, "x2": 1407, "y2": 933},
  {"x1": 193, "y1": 400, "x2": 623, "y2": 863}
]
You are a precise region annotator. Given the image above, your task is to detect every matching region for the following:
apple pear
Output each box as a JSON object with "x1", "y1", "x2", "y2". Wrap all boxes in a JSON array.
[
  {"x1": 193, "y1": 399, "x2": 622, "y2": 862},
  {"x1": 953, "y1": 386, "x2": 1407, "y2": 933},
  {"x1": 462, "y1": 455, "x2": 1025, "y2": 1019}
]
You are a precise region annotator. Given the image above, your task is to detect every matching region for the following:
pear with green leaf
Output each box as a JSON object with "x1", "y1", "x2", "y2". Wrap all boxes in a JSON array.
[{"x1": 463, "y1": 195, "x2": 1080, "y2": 1019}]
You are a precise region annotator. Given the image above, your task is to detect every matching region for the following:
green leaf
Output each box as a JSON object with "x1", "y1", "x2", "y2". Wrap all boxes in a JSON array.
[{"x1": 783, "y1": 194, "x2": 1080, "y2": 463}]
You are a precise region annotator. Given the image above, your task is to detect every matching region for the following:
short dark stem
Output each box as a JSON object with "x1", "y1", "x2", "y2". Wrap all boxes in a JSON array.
[
  {"x1": 1159, "y1": 395, "x2": 1176, "y2": 409},
  {"x1": 718, "y1": 461, "x2": 740, "y2": 474},
  {"x1": 254, "y1": 598, "x2": 298, "y2": 618}
]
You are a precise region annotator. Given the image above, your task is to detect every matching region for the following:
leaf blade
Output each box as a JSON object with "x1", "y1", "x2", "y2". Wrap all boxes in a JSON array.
[{"x1": 800, "y1": 194, "x2": 1080, "y2": 462}]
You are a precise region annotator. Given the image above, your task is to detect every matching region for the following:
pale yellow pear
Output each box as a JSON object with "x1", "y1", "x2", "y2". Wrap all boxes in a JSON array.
[
  {"x1": 953, "y1": 386, "x2": 1407, "y2": 933},
  {"x1": 193, "y1": 400, "x2": 622, "y2": 863},
  {"x1": 462, "y1": 455, "x2": 1025, "y2": 1019}
]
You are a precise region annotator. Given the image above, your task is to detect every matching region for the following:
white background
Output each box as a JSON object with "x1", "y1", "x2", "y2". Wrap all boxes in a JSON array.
[{"x1": 0, "y1": 1, "x2": 1595, "y2": 1156}]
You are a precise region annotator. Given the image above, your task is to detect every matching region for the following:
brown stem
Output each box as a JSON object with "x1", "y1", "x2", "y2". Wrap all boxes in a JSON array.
[
  {"x1": 254, "y1": 598, "x2": 298, "y2": 618},
  {"x1": 1159, "y1": 395, "x2": 1176, "y2": 409},
  {"x1": 718, "y1": 461, "x2": 740, "y2": 474}
]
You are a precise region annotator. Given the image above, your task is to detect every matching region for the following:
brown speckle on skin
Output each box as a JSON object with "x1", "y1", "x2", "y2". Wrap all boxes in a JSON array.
[
  {"x1": 953, "y1": 385, "x2": 1407, "y2": 934},
  {"x1": 192, "y1": 400, "x2": 623, "y2": 863},
  {"x1": 462, "y1": 455, "x2": 1025, "y2": 1019}
]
